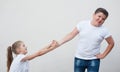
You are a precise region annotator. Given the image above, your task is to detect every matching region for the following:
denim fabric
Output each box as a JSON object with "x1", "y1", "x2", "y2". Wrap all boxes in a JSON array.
[{"x1": 74, "y1": 57, "x2": 100, "y2": 72}]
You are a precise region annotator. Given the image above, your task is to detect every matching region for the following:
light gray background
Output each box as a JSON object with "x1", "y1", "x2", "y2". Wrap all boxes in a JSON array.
[{"x1": 0, "y1": 0, "x2": 120, "y2": 72}]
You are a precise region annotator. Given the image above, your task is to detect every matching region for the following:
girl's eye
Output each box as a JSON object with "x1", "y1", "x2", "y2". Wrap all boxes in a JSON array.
[{"x1": 23, "y1": 44, "x2": 25, "y2": 47}]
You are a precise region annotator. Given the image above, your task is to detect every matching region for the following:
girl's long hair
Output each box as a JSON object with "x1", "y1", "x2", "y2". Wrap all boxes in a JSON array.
[
  {"x1": 7, "y1": 41, "x2": 23, "y2": 72},
  {"x1": 7, "y1": 46, "x2": 13, "y2": 72}
]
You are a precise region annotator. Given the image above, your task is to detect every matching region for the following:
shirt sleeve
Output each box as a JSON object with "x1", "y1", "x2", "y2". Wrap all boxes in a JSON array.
[
  {"x1": 17, "y1": 54, "x2": 26, "y2": 61},
  {"x1": 76, "y1": 21, "x2": 83, "y2": 31},
  {"x1": 103, "y1": 28, "x2": 111, "y2": 39}
]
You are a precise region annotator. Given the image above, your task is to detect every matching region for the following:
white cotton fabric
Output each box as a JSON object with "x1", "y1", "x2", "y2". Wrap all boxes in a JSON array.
[
  {"x1": 9, "y1": 54, "x2": 29, "y2": 72},
  {"x1": 75, "y1": 20, "x2": 111, "y2": 60}
]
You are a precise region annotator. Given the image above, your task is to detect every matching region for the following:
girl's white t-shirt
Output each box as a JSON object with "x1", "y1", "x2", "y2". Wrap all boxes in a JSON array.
[
  {"x1": 75, "y1": 20, "x2": 111, "y2": 60},
  {"x1": 9, "y1": 54, "x2": 29, "y2": 72}
]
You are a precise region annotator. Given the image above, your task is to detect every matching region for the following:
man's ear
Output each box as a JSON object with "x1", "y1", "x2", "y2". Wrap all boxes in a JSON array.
[{"x1": 93, "y1": 13, "x2": 95, "y2": 17}]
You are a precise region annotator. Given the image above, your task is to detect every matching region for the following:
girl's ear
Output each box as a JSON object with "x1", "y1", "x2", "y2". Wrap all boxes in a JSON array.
[{"x1": 16, "y1": 48, "x2": 20, "y2": 54}]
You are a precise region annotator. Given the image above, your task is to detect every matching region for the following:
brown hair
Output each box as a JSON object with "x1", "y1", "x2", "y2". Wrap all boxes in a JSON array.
[
  {"x1": 94, "y1": 8, "x2": 109, "y2": 18},
  {"x1": 7, "y1": 41, "x2": 23, "y2": 72}
]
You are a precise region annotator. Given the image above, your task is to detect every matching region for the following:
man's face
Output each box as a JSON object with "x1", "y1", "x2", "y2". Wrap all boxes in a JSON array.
[{"x1": 93, "y1": 12, "x2": 107, "y2": 26}]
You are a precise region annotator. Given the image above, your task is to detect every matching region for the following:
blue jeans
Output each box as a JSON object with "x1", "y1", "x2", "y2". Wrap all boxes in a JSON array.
[{"x1": 74, "y1": 57, "x2": 100, "y2": 72}]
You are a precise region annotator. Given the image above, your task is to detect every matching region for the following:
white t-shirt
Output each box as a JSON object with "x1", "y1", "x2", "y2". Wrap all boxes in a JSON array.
[
  {"x1": 9, "y1": 54, "x2": 29, "y2": 72},
  {"x1": 75, "y1": 20, "x2": 111, "y2": 60}
]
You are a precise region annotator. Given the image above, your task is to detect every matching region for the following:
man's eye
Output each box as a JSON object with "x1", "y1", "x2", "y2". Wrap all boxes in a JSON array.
[{"x1": 98, "y1": 16, "x2": 101, "y2": 17}]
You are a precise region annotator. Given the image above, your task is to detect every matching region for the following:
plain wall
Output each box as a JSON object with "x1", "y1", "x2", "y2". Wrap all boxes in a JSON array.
[{"x1": 0, "y1": 0, "x2": 120, "y2": 72}]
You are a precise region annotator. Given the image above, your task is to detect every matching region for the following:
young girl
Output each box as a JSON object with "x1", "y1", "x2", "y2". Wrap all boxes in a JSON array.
[{"x1": 7, "y1": 40, "x2": 57, "y2": 72}]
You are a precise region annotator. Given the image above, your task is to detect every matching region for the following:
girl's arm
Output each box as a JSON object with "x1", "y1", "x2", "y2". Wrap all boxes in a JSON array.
[
  {"x1": 21, "y1": 40, "x2": 58, "y2": 61},
  {"x1": 22, "y1": 27, "x2": 79, "y2": 61},
  {"x1": 96, "y1": 36, "x2": 114, "y2": 59}
]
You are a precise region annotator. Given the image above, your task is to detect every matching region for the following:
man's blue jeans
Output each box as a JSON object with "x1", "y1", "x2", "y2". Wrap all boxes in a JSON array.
[{"x1": 74, "y1": 57, "x2": 100, "y2": 72}]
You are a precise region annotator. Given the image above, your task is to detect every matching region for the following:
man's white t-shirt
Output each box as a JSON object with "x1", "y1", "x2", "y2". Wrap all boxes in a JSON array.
[
  {"x1": 9, "y1": 54, "x2": 29, "y2": 72},
  {"x1": 75, "y1": 20, "x2": 111, "y2": 60}
]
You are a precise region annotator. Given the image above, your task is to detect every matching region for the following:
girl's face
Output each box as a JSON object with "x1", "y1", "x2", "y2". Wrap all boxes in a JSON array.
[
  {"x1": 17, "y1": 42, "x2": 28, "y2": 55},
  {"x1": 92, "y1": 12, "x2": 107, "y2": 26}
]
